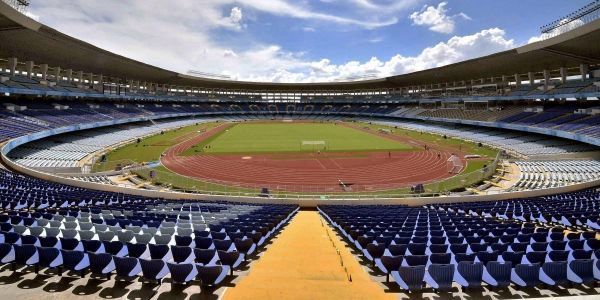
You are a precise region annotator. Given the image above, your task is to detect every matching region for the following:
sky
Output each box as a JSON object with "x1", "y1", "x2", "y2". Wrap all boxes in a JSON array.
[{"x1": 25, "y1": 0, "x2": 592, "y2": 83}]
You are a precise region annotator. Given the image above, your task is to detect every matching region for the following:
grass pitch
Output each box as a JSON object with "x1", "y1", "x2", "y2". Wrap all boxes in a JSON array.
[{"x1": 183, "y1": 122, "x2": 413, "y2": 155}]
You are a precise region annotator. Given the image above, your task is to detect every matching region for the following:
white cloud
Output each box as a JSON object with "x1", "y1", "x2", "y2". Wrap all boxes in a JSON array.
[
  {"x1": 27, "y1": 1, "x2": 514, "y2": 83},
  {"x1": 228, "y1": 7, "x2": 243, "y2": 29},
  {"x1": 231, "y1": 28, "x2": 516, "y2": 82},
  {"x1": 24, "y1": 11, "x2": 40, "y2": 21},
  {"x1": 409, "y1": 2, "x2": 469, "y2": 34},
  {"x1": 236, "y1": 0, "x2": 399, "y2": 29},
  {"x1": 528, "y1": 18, "x2": 584, "y2": 43}
]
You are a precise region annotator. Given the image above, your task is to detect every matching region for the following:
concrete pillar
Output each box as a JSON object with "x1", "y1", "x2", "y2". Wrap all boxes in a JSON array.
[
  {"x1": 560, "y1": 67, "x2": 567, "y2": 83},
  {"x1": 527, "y1": 72, "x2": 535, "y2": 85},
  {"x1": 543, "y1": 70, "x2": 551, "y2": 91},
  {"x1": 88, "y1": 73, "x2": 94, "y2": 85},
  {"x1": 40, "y1": 64, "x2": 48, "y2": 80},
  {"x1": 97, "y1": 74, "x2": 103, "y2": 91},
  {"x1": 76, "y1": 71, "x2": 83, "y2": 84},
  {"x1": 580, "y1": 64, "x2": 589, "y2": 81},
  {"x1": 65, "y1": 69, "x2": 73, "y2": 83},
  {"x1": 514, "y1": 74, "x2": 521, "y2": 87},
  {"x1": 7, "y1": 57, "x2": 17, "y2": 76},
  {"x1": 25, "y1": 61, "x2": 34, "y2": 78},
  {"x1": 54, "y1": 67, "x2": 61, "y2": 82}
]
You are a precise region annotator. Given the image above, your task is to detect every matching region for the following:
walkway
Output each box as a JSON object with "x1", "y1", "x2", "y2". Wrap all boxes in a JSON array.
[{"x1": 223, "y1": 211, "x2": 393, "y2": 300}]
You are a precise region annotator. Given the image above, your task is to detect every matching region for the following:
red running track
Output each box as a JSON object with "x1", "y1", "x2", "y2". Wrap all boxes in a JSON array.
[{"x1": 161, "y1": 123, "x2": 464, "y2": 192}]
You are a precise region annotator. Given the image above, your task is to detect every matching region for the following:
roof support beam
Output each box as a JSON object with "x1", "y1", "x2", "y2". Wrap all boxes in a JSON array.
[
  {"x1": 7, "y1": 57, "x2": 16, "y2": 76},
  {"x1": 40, "y1": 64, "x2": 48, "y2": 81},
  {"x1": 580, "y1": 64, "x2": 589, "y2": 81},
  {"x1": 24, "y1": 60, "x2": 33, "y2": 78},
  {"x1": 560, "y1": 67, "x2": 567, "y2": 83}
]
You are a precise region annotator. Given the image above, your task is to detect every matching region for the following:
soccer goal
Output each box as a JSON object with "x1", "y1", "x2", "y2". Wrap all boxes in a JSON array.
[{"x1": 301, "y1": 140, "x2": 327, "y2": 152}]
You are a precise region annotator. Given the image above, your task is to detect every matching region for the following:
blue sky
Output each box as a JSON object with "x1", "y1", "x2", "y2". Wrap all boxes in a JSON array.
[{"x1": 27, "y1": 0, "x2": 591, "y2": 82}]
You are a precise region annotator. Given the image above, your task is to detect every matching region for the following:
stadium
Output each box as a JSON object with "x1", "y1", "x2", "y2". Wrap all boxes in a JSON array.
[{"x1": 0, "y1": 0, "x2": 598, "y2": 299}]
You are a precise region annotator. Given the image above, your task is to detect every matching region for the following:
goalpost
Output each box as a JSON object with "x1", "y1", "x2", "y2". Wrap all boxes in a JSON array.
[{"x1": 301, "y1": 140, "x2": 327, "y2": 152}]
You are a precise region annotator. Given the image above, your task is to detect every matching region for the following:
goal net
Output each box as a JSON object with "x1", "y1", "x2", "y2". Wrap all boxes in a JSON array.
[{"x1": 301, "y1": 140, "x2": 327, "y2": 151}]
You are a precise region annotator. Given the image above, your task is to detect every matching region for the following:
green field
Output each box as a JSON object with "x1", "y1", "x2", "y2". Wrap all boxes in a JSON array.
[
  {"x1": 182, "y1": 123, "x2": 413, "y2": 155},
  {"x1": 96, "y1": 120, "x2": 499, "y2": 196}
]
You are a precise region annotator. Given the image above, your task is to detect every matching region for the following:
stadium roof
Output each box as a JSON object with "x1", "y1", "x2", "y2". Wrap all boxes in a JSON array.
[{"x1": 0, "y1": 1, "x2": 599, "y2": 92}]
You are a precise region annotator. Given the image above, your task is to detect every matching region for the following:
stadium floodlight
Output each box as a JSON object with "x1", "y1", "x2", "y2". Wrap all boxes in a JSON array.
[
  {"x1": 2, "y1": 0, "x2": 30, "y2": 14},
  {"x1": 539, "y1": 0, "x2": 600, "y2": 36}
]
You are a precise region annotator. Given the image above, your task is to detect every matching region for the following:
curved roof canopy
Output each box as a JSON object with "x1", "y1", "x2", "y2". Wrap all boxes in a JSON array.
[{"x1": 0, "y1": 1, "x2": 599, "y2": 92}]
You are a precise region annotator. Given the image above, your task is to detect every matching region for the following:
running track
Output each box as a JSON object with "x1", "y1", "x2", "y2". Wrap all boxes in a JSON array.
[{"x1": 161, "y1": 123, "x2": 464, "y2": 192}]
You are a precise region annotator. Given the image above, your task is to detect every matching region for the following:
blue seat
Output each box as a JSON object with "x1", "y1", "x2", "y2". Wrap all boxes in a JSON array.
[
  {"x1": 482, "y1": 261, "x2": 511, "y2": 287},
  {"x1": 475, "y1": 251, "x2": 498, "y2": 266},
  {"x1": 194, "y1": 237, "x2": 214, "y2": 250},
  {"x1": 234, "y1": 238, "x2": 256, "y2": 259},
  {"x1": 454, "y1": 261, "x2": 483, "y2": 288},
  {"x1": 14, "y1": 244, "x2": 39, "y2": 269},
  {"x1": 523, "y1": 251, "x2": 546, "y2": 264},
  {"x1": 21, "y1": 235, "x2": 39, "y2": 246},
  {"x1": 424, "y1": 264, "x2": 454, "y2": 292},
  {"x1": 114, "y1": 256, "x2": 141, "y2": 279},
  {"x1": 567, "y1": 259, "x2": 594, "y2": 285},
  {"x1": 167, "y1": 262, "x2": 198, "y2": 285},
  {"x1": 37, "y1": 246, "x2": 63, "y2": 274},
  {"x1": 171, "y1": 245, "x2": 195, "y2": 264},
  {"x1": 194, "y1": 249, "x2": 218, "y2": 265},
  {"x1": 547, "y1": 250, "x2": 569, "y2": 262},
  {"x1": 60, "y1": 238, "x2": 83, "y2": 251},
  {"x1": 140, "y1": 259, "x2": 169, "y2": 283},
  {"x1": 196, "y1": 264, "x2": 229, "y2": 286},
  {"x1": 511, "y1": 263, "x2": 541, "y2": 287},
  {"x1": 61, "y1": 249, "x2": 89, "y2": 277},
  {"x1": 364, "y1": 243, "x2": 385, "y2": 263},
  {"x1": 126, "y1": 242, "x2": 150, "y2": 259},
  {"x1": 427, "y1": 244, "x2": 448, "y2": 255},
  {"x1": 548, "y1": 241, "x2": 567, "y2": 251},
  {"x1": 149, "y1": 244, "x2": 173, "y2": 261},
  {"x1": 88, "y1": 252, "x2": 115, "y2": 279},
  {"x1": 569, "y1": 249, "x2": 593, "y2": 261},
  {"x1": 174, "y1": 236, "x2": 193, "y2": 247},
  {"x1": 501, "y1": 251, "x2": 523, "y2": 266},
  {"x1": 392, "y1": 265, "x2": 425, "y2": 292},
  {"x1": 450, "y1": 244, "x2": 468, "y2": 254},
  {"x1": 217, "y1": 250, "x2": 242, "y2": 275},
  {"x1": 585, "y1": 238, "x2": 600, "y2": 251},
  {"x1": 83, "y1": 240, "x2": 105, "y2": 253},
  {"x1": 468, "y1": 244, "x2": 488, "y2": 254},
  {"x1": 38, "y1": 236, "x2": 60, "y2": 248},
  {"x1": 540, "y1": 261, "x2": 568, "y2": 286},
  {"x1": 213, "y1": 239, "x2": 235, "y2": 252},
  {"x1": 567, "y1": 240, "x2": 585, "y2": 251},
  {"x1": 453, "y1": 253, "x2": 476, "y2": 264},
  {"x1": 104, "y1": 241, "x2": 128, "y2": 257},
  {"x1": 407, "y1": 243, "x2": 426, "y2": 255},
  {"x1": 375, "y1": 255, "x2": 403, "y2": 282},
  {"x1": 402, "y1": 255, "x2": 428, "y2": 267},
  {"x1": 385, "y1": 244, "x2": 407, "y2": 256},
  {"x1": 429, "y1": 253, "x2": 451, "y2": 265}
]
